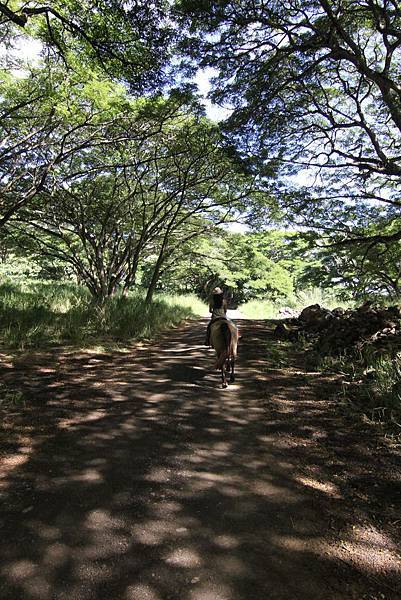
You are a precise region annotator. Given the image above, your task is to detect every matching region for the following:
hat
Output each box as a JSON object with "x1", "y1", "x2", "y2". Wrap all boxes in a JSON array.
[{"x1": 213, "y1": 287, "x2": 223, "y2": 294}]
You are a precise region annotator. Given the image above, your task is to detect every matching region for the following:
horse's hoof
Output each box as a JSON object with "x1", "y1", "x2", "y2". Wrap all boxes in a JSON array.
[
  {"x1": 222, "y1": 382, "x2": 227, "y2": 389},
  {"x1": 230, "y1": 375, "x2": 235, "y2": 383}
]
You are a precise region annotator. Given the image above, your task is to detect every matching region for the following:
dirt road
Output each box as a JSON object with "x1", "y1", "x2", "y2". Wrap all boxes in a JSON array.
[{"x1": 0, "y1": 319, "x2": 400, "y2": 599}]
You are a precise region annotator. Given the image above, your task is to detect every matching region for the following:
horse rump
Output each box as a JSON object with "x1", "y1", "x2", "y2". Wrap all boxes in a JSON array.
[{"x1": 214, "y1": 321, "x2": 232, "y2": 370}]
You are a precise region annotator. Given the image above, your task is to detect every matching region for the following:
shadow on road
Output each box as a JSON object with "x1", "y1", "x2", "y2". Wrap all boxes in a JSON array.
[{"x1": 0, "y1": 319, "x2": 400, "y2": 599}]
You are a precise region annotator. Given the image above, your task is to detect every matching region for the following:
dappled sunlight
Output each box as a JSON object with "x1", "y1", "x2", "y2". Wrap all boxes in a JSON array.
[
  {"x1": 296, "y1": 476, "x2": 341, "y2": 498},
  {"x1": 188, "y1": 583, "x2": 233, "y2": 600},
  {"x1": 0, "y1": 452, "x2": 30, "y2": 473},
  {"x1": 165, "y1": 547, "x2": 203, "y2": 568},
  {"x1": 0, "y1": 319, "x2": 400, "y2": 598},
  {"x1": 324, "y1": 524, "x2": 401, "y2": 573},
  {"x1": 126, "y1": 583, "x2": 162, "y2": 599}
]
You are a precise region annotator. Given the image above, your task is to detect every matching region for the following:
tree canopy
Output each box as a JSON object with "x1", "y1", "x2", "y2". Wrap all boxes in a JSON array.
[
  {"x1": 2, "y1": 0, "x2": 401, "y2": 302},
  {"x1": 0, "y1": 0, "x2": 172, "y2": 89},
  {"x1": 176, "y1": 0, "x2": 401, "y2": 244}
]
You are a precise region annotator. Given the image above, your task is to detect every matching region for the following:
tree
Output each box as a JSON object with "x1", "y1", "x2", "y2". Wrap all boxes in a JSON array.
[
  {"x1": 0, "y1": 64, "x2": 136, "y2": 229},
  {"x1": 0, "y1": 0, "x2": 172, "y2": 89},
  {"x1": 153, "y1": 229, "x2": 312, "y2": 304},
  {"x1": 176, "y1": 0, "x2": 401, "y2": 244},
  {"x1": 10, "y1": 94, "x2": 256, "y2": 303},
  {"x1": 0, "y1": 0, "x2": 175, "y2": 227},
  {"x1": 302, "y1": 225, "x2": 401, "y2": 299},
  {"x1": 140, "y1": 118, "x2": 256, "y2": 303}
]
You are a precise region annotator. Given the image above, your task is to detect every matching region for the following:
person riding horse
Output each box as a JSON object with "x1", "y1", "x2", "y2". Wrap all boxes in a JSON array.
[
  {"x1": 205, "y1": 287, "x2": 239, "y2": 387},
  {"x1": 205, "y1": 287, "x2": 228, "y2": 346}
]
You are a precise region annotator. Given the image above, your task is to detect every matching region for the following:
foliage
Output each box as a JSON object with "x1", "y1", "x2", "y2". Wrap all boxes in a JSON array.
[
  {"x1": 0, "y1": 62, "x2": 131, "y2": 228},
  {"x1": 0, "y1": 0, "x2": 172, "y2": 90},
  {"x1": 314, "y1": 345, "x2": 401, "y2": 431},
  {"x1": 3, "y1": 60, "x2": 259, "y2": 302},
  {"x1": 301, "y1": 223, "x2": 401, "y2": 300},
  {"x1": 155, "y1": 293, "x2": 207, "y2": 318},
  {"x1": 0, "y1": 0, "x2": 179, "y2": 231},
  {"x1": 292, "y1": 288, "x2": 353, "y2": 311},
  {"x1": 3, "y1": 0, "x2": 401, "y2": 325},
  {"x1": 239, "y1": 299, "x2": 284, "y2": 320},
  {"x1": 0, "y1": 280, "x2": 206, "y2": 350},
  {"x1": 0, "y1": 254, "x2": 41, "y2": 280},
  {"x1": 240, "y1": 287, "x2": 351, "y2": 319},
  {"x1": 152, "y1": 229, "x2": 312, "y2": 304},
  {"x1": 176, "y1": 0, "x2": 401, "y2": 245},
  {"x1": 368, "y1": 353, "x2": 401, "y2": 411}
]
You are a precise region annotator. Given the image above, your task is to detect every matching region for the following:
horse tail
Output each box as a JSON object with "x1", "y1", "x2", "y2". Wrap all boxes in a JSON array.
[{"x1": 215, "y1": 322, "x2": 231, "y2": 370}]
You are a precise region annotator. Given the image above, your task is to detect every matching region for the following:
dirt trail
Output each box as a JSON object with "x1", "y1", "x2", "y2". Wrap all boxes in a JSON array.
[{"x1": 0, "y1": 319, "x2": 400, "y2": 600}]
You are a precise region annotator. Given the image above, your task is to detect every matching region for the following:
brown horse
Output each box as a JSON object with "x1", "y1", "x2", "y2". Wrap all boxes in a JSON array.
[{"x1": 209, "y1": 318, "x2": 239, "y2": 388}]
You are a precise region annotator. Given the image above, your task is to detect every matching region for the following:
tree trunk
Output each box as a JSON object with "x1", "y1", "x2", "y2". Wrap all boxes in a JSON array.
[
  {"x1": 145, "y1": 245, "x2": 168, "y2": 305},
  {"x1": 145, "y1": 258, "x2": 163, "y2": 304}
]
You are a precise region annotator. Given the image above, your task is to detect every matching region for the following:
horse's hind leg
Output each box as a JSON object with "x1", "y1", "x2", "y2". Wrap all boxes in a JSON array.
[
  {"x1": 229, "y1": 358, "x2": 235, "y2": 383},
  {"x1": 221, "y1": 366, "x2": 227, "y2": 388}
]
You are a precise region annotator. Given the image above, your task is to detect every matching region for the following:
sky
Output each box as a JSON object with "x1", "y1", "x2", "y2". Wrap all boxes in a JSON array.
[{"x1": 194, "y1": 67, "x2": 232, "y2": 123}]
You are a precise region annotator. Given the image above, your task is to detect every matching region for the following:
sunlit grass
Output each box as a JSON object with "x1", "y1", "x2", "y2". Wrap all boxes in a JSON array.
[
  {"x1": 293, "y1": 288, "x2": 353, "y2": 311},
  {"x1": 369, "y1": 353, "x2": 401, "y2": 410},
  {"x1": 239, "y1": 299, "x2": 280, "y2": 319},
  {"x1": 157, "y1": 293, "x2": 207, "y2": 317},
  {"x1": 240, "y1": 288, "x2": 353, "y2": 319},
  {"x1": 0, "y1": 280, "x2": 207, "y2": 350}
]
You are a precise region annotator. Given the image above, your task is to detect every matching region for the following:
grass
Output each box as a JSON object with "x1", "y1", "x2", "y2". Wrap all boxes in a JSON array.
[
  {"x1": 299, "y1": 336, "x2": 401, "y2": 431},
  {"x1": 0, "y1": 280, "x2": 207, "y2": 350},
  {"x1": 251, "y1": 288, "x2": 401, "y2": 431},
  {"x1": 343, "y1": 351, "x2": 401, "y2": 433},
  {"x1": 155, "y1": 293, "x2": 207, "y2": 317},
  {"x1": 240, "y1": 288, "x2": 353, "y2": 320},
  {"x1": 239, "y1": 299, "x2": 280, "y2": 319}
]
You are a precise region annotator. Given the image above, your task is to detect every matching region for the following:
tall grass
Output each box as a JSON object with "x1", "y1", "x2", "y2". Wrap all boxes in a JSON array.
[
  {"x1": 315, "y1": 347, "x2": 401, "y2": 424},
  {"x1": 240, "y1": 288, "x2": 353, "y2": 319},
  {"x1": 155, "y1": 293, "x2": 207, "y2": 317},
  {"x1": 291, "y1": 288, "x2": 353, "y2": 311},
  {"x1": 239, "y1": 299, "x2": 280, "y2": 319},
  {"x1": 0, "y1": 280, "x2": 206, "y2": 350},
  {"x1": 368, "y1": 353, "x2": 401, "y2": 411}
]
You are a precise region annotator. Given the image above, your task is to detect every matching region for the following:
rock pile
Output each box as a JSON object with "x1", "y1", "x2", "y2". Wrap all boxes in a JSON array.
[
  {"x1": 277, "y1": 302, "x2": 401, "y2": 354},
  {"x1": 278, "y1": 306, "x2": 299, "y2": 319}
]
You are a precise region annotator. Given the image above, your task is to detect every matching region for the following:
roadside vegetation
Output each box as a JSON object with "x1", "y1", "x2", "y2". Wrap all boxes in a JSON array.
[
  {"x1": 0, "y1": 280, "x2": 205, "y2": 351},
  {"x1": 316, "y1": 344, "x2": 401, "y2": 434},
  {"x1": 278, "y1": 304, "x2": 401, "y2": 435},
  {"x1": 315, "y1": 346, "x2": 401, "y2": 437},
  {"x1": 329, "y1": 351, "x2": 401, "y2": 423},
  {"x1": 240, "y1": 288, "x2": 354, "y2": 320}
]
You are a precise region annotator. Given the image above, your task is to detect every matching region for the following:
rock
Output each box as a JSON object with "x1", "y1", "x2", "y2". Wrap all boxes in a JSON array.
[
  {"x1": 278, "y1": 306, "x2": 298, "y2": 318},
  {"x1": 294, "y1": 301, "x2": 401, "y2": 355},
  {"x1": 387, "y1": 305, "x2": 401, "y2": 318},
  {"x1": 274, "y1": 323, "x2": 289, "y2": 339},
  {"x1": 357, "y1": 301, "x2": 374, "y2": 312},
  {"x1": 299, "y1": 304, "x2": 333, "y2": 327},
  {"x1": 299, "y1": 303, "x2": 321, "y2": 322}
]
